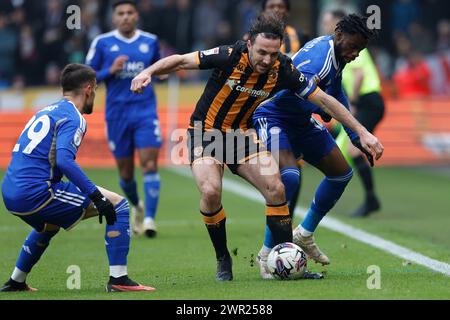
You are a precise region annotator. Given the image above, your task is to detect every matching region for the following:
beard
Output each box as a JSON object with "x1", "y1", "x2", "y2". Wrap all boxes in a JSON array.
[
  {"x1": 334, "y1": 42, "x2": 345, "y2": 64},
  {"x1": 83, "y1": 102, "x2": 94, "y2": 114}
]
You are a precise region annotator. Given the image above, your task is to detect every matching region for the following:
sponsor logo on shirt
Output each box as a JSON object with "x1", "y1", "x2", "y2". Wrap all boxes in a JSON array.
[
  {"x1": 117, "y1": 61, "x2": 146, "y2": 79},
  {"x1": 226, "y1": 79, "x2": 270, "y2": 99}
]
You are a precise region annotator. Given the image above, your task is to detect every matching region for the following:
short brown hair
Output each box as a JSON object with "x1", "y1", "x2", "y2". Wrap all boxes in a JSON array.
[
  {"x1": 248, "y1": 12, "x2": 285, "y2": 44},
  {"x1": 60, "y1": 64, "x2": 96, "y2": 93}
]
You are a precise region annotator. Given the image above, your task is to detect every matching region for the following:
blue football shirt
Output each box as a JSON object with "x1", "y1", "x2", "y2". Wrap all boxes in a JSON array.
[
  {"x1": 2, "y1": 99, "x2": 87, "y2": 214},
  {"x1": 86, "y1": 30, "x2": 161, "y2": 120}
]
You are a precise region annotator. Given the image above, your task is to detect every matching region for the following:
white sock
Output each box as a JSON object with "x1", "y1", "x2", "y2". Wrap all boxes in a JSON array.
[
  {"x1": 298, "y1": 225, "x2": 313, "y2": 237},
  {"x1": 144, "y1": 217, "x2": 154, "y2": 224},
  {"x1": 11, "y1": 267, "x2": 27, "y2": 283},
  {"x1": 109, "y1": 265, "x2": 127, "y2": 278},
  {"x1": 260, "y1": 245, "x2": 272, "y2": 256}
]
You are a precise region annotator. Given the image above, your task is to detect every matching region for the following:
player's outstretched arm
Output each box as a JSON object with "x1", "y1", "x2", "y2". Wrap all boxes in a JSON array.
[
  {"x1": 309, "y1": 89, "x2": 384, "y2": 163},
  {"x1": 131, "y1": 52, "x2": 199, "y2": 93}
]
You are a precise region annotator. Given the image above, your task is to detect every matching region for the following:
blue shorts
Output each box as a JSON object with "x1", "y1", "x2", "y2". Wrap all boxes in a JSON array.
[
  {"x1": 106, "y1": 115, "x2": 162, "y2": 159},
  {"x1": 16, "y1": 181, "x2": 92, "y2": 232},
  {"x1": 253, "y1": 114, "x2": 336, "y2": 166}
]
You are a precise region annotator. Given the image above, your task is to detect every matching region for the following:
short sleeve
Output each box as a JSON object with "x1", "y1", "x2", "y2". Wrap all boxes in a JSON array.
[
  {"x1": 85, "y1": 37, "x2": 103, "y2": 70},
  {"x1": 151, "y1": 38, "x2": 161, "y2": 65},
  {"x1": 284, "y1": 62, "x2": 319, "y2": 100},
  {"x1": 196, "y1": 45, "x2": 232, "y2": 70}
]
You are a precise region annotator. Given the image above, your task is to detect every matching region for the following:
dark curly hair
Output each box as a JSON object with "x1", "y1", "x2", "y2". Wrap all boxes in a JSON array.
[
  {"x1": 335, "y1": 13, "x2": 378, "y2": 40},
  {"x1": 248, "y1": 12, "x2": 285, "y2": 44}
]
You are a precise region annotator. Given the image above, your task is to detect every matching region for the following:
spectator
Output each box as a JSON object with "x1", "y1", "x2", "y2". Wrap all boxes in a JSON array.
[
  {"x1": 393, "y1": 51, "x2": 432, "y2": 98},
  {"x1": 192, "y1": 0, "x2": 222, "y2": 49},
  {"x1": 44, "y1": 62, "x2": 61, "y2": 86},
  {"x1": 40, "y1": 0, "x2": 66, "y2": 67},
  {"x1": 391, "y1": 0, "x2": 419, "y2": 34},
  {"x1": 138, "y1": 0, "x2": 162, "y2": 35},
  {"x1": 174, "y1": 0, "x2": 194, "y2": 54},
  {"x1": 0, "y1": 14, "x2": 18, "y2": 85},
  {"x1": 437, "y1": 19, "x2": 450, "y2": 52},
  {"x1": 18, "y1": 24, "x2": 39, "y2": 85}
]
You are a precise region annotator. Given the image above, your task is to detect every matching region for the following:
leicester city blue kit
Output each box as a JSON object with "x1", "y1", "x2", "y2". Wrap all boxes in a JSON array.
[
  {"x1": 2, "y1": 99, "x2": 95, "y2": 231},
  {"x1": 86, "y1": 30, "x2": 162, "y2": 158},
  {"x1": 254, "y1": 35, "x2": 357, "y2": 164}
]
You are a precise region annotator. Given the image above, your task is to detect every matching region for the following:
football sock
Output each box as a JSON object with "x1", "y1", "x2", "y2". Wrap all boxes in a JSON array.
[
  {"x1": 300, "y1": 169, "x2": 353, "y2": 233},
  {"x1": 119, "y1": 178, "x2": 139, "y2": 207},
  {"x1": 353, "y1": 155, "x2": 375, "y2": 199},
  {"x1": 266, "y1": 203, "x2": 292, "y2": 245},
  {"x1": 109, "y1": 266, "x2": 127, "y2": 278},
  {"x1": 280, "y1": 167, "x2": 301, "y2": 215},
  {"x1": 259, "y1": 245, "x2": 272, "y2": 256},
  {"x1": 202, "y1": 206, "x2": 229, "y2": 259},
  {"x1": 143, "y1": 172, "x2": 160, "y2": 219},
  {"x1": 14, "y1": 229, "x2": 59, "y2": 279},
  {"x1": 288, "y1": 179, "x2": 301, "y2": 215},
  {"x1": 105, "y1": 199, "x2": 130, "y2": 272},
  {"x1": 263, "y1": 168, "x2": 300, "y2": 249}
]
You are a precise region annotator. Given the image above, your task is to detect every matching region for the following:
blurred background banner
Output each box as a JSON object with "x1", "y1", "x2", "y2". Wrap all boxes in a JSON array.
[{"x1": 0, "y1": 0, "x2": 449, "y2": 167}]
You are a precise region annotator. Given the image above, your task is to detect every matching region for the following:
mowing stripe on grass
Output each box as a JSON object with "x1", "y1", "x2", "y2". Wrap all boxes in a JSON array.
[{"x1": 170, "y1": 167, "x2": 450, "y2": 277}]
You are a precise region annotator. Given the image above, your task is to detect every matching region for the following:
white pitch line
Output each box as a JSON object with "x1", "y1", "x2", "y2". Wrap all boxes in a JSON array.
[{"x1": 169, "y1": 167, "x2": 450, "y2": 277}]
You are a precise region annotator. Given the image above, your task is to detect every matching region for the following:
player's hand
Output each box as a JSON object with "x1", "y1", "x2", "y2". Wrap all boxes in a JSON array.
[
  {"x1": 351, "y1": 132, "x2": 384, "y2": 167},
  {"x1": 131, "y1": 70, "x2": 152, "y2": 94},
  {"x1": 109, "y1": 55, "x2": 128, "y2": 74},
  {"x1": 89, "y1": 189, "x2": 117, "y2": 225}
]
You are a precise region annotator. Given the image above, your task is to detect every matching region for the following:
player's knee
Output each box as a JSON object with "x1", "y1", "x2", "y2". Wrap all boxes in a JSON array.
[
  {"x1": 265, "y1": 179, "x2": 286, "y2": 203},
  {"x1": 118, "y1": 165, "x2": 134, "y2": 182},
  {"x1": 141, "y1": 159, "x2": 158, "y2": 173},
  {"x1": 114, "y1": 199, "x2": 130, "y2": 223},
  {"x1": 109, "y1": 193, "x2": 125, "y2": 207},
  {"x1": 200, "y1": 183, "x2": 222, "y2": 206}
]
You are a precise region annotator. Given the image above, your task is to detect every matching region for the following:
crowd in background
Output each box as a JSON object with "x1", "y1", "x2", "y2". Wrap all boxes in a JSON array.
[{"x1": 0, "y1": 0, "x2": 449, "y2": 97}]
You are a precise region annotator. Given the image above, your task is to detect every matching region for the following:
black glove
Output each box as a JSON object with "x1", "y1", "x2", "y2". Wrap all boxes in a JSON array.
[
  {"x1": 89, "y1": 189, "x2": 117, "y2": 225},
  {"x1": 317, "y1": 111, "x2": 332, "y2": 123},
  {"x1": 352, "y1": 138, "x2": 374, "y2": 167}
]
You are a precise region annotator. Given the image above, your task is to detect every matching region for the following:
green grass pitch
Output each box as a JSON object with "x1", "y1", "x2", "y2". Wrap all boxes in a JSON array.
[{"x1": 0, "y1": 166, "x2": 449, "y2": 300}]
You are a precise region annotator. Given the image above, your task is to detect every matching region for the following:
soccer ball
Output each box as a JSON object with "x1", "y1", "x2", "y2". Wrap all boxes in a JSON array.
[{"x1": 267, "y1": 242, "x2": 307, "y2": 280}]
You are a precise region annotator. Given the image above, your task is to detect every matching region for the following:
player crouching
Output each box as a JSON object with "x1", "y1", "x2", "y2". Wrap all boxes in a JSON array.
[{"x1": 0, "y1": 64, "x2": 154, "y2": 293}]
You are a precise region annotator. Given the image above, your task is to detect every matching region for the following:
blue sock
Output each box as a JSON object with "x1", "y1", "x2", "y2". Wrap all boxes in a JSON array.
[
  {"x1": 143, "y1": 172, "x2": 160, "y2": 219},
  {"x1": 16, "y1": 229, "x2": 59, "y2": 273},
  {"x1": 105, "y1": 199, "x2": 130, "y2": 266},
  {"x1": 301, "y1": 169, "x2": 353, "y2": 232},
  {"x1": 263, "y1": 167, "x2": 300, "y2": 249},
  {"x1": 119, "y1": 178, "x2": 139, "y2": 207}
]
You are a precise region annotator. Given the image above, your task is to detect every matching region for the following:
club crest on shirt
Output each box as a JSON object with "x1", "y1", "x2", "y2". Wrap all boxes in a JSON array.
[
  {"x1": 139, "y1": 43, "x2": 149, "y2": 53},
  {"x1": 268, "y1": 68, "x2": 278, "y2": 82},
  {"x1": 235, "y1": 63, "x2": 246, "y2": 72}
]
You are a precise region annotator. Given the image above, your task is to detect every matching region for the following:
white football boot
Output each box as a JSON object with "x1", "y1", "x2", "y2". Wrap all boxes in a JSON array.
[
  {"x1": 256, "y1": 248, "x2": 274, "y2": 280},
  {"x1": 130, "y1": 201, "x2": 145, "y2": 235},
  {"x1": 293, "y1": 227, "x2": 330, "y2": 265},
  {"x1": 143, "y1": 217, "x2": 157, "y2": 238}
]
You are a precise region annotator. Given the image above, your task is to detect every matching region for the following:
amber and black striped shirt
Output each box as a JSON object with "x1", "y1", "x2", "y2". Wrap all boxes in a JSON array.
[{"x1": 191, "y1": 41, "x2": 318, "y2": 132}]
